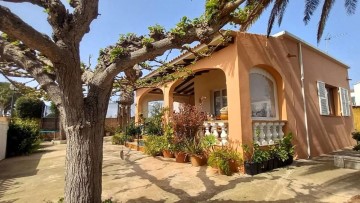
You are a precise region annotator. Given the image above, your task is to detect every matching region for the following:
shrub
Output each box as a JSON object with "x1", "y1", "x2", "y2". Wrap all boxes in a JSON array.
[
  {"x1": 183, "y1": 135, "x2": 216, "y2": 157},
  {"x1": 171, "y1": 104, "x2": 206, "y2": 141},
  {"x1": 144, "y1": 135, "x2": 164, "y2": 156},
  {"x1": 15, "y1": 96, "x2": 44, "y2": 119},
  {"x1": 105, "y1": 124, "x2": 116, "y2": 135},
  {"x1": 144, "y1": 103, "x2": 166, "y2": 136},
  {"x1": 112, "y1": 133, "x2": 128, "y2": 145},
  {"x1": 125, "y1": 122, "x2": 141, "y2": 137},
  {"x1": 278, "y1": 132, "x2": 295, "y2": 158},
  {"x1": 207, "y1": 145, "x2": 242, "y2": 176},
  {"x1": 351, "y1": 131, "x2": 360, "y2": 151},
  {"x1": 6, "y1": 118, "x2": 41, "y2": 157},
  {"x1": 352, "y1": 131, "x2": 360, "y2": 142}
]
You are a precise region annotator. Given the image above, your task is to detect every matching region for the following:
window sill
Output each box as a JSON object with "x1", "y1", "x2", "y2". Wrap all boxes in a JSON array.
[{"x1": 321, "y1": 115, "x2": 343, "y2": 118}]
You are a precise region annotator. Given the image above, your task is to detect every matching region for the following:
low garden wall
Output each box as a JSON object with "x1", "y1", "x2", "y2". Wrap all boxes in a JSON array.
[
  {"x1": 0, "y1": 119, "x2": 9, "y2": 160},
  {"x1": 105, "y1": 118, "x2": 119, "y2": 129},
  {"x1": 353, "y1": 107, "x2": 360, "y2": 131}
]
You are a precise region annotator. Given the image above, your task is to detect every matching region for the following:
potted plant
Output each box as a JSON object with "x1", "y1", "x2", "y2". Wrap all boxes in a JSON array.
[
  {"x1": 280, "y1": 132, "x2": 295, "y2": 166},
  {"x1": 243, "y1": 144, "x2": 257, "y2": 175},
  {"x1": 253, "y1": 144, "x2": 270, "y2": 173},
  {"x1": 207, "y1": 145, "x2": 242, "y2": 176},
  {"x1": 161, "y1": 136, "x2": 175, "y2": 158},
  {"x1": 220, "y1": 106, "x2": 228, "y2": 120},
  {"x1": 160, "y1": 125, "x2": 175, "y2": 158},
  {"x1": 268, "y1": 145, "x2": 277, "y2": 170},
  {"x1": 183, "y1": 137, "x2": 206, "y2": 166},
  {"x1": 243, "y1": 143, "x2": 271, "y2": 175},
  {"x1": 174, "y1": 141, "x2": 189, "y2": 163},
  {"x1": 144, "y1": 135, "x2": 163, "y2": 157}
]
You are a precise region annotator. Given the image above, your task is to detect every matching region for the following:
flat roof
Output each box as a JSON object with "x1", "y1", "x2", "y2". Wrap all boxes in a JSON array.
[{"x1": 272, "y1": 31, "x2": 349, "y2": 69}]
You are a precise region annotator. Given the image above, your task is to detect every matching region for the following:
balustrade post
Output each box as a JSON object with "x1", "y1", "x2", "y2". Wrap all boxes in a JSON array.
[
  {"x1": 266, "y1": 123, "x2": 274, "y2": 145},
  {"x1": 279, "y1": 122, "x2": 285, "y2": 139},
  {"x1": 218, "y1": 122, "x2": 228, "y2": 145},
  {"x1": 211, "y1": 122, "x2": 219, "y2": 138},
  {"x1": 259, "y1": 123, "x2": 267, "y2": 145},
  {"x1": 272, "y1": 122, "x2": 279, "y2": 142},
  {"x1": 253, "y1": 122, "x2": 260, "y2": 145},
  {"x1": 204, "y1": 122, "x2": 211, "y2": 136}
]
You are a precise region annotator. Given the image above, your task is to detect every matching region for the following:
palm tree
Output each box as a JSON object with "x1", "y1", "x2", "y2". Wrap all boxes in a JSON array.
[{"x1": 240, "y1": 0, "x2": 357, "y2": 42}]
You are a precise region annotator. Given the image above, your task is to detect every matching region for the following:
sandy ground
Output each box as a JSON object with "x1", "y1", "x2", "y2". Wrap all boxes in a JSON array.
[{"x1": 0, "y1": 138, "x2": 360, "y2": 203}]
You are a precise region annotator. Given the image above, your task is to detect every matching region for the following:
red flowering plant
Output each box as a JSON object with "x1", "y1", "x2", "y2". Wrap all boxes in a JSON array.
[{"x1": 171, "y1": 103, "x2": 207, "y2": 142}]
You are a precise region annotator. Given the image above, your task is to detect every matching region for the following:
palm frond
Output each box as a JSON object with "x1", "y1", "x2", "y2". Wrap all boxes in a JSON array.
[
  {"x1": 303, "y1": 0, "x2": 320, "y2": 25},
  {"x1": 277, "y1": 0, "x2": 289, "y2": 26},
  {"x1": 345, "y1": 0, "x2": 357, "y2": 14},
  {"x1": 267, "y1": 0, "x2": 289, "y2": 36},
  {"x1": 317, "y1": 0, "x2": 335, "y2": 43},
  {"x1": 240, "y1": 0, "x2": 273, "y2": 32}
]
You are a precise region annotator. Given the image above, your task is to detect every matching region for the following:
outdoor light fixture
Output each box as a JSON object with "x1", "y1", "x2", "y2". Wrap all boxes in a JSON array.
[{"x1": 287, "y1": 53, "x2": 297, "y2": 58}]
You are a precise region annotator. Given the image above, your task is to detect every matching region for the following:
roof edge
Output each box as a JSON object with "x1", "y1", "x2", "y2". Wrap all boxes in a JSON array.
[{"x1": 272, "y1": 31, "x2": 350, "y2": 69}]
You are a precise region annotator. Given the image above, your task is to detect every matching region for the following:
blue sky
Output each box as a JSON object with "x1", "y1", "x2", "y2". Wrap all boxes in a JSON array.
[{"x1": 1, "y1": 0, "x2": 359, "y2": 88}]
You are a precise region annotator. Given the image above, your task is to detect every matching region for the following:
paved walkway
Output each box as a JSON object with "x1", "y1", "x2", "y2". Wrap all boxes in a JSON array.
[{"x1": 0, "y1": 139, "x2": 360, "y2": 203}]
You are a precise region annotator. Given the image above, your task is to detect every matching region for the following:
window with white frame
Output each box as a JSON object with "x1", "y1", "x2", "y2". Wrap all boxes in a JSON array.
[
  {"x1": 250, "y1": 68, "x2": 278, "y2": 120},
  {"x1": 317, "y1": 81, "x2": 351, "y2": 116},
  {"x1": 213, "y1": 89, "x2": 227, "y2": 116}
]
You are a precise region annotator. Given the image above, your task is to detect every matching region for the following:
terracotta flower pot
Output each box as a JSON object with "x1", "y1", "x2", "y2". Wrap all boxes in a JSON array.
[
  {"x1": 218, "y1": 160, "x2": 238, "y2": 176},
  {"x1": 220, "y1": 113, "x2": 228, "y2": 120},
  {"x1": 190, "y1": 155, "x2": 207, "y2": 167},
  {"x1": 175, "y1": 151, "x2": 189, "y2": 163},
  {"x1": 229, "y1": 160, "x2": 239, "y2": 172},
  {"x1": 162, "y1": 150, "x2": 175, "y2": 158}
]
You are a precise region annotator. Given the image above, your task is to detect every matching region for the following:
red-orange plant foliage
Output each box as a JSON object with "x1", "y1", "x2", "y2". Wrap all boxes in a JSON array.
[{"x1": 171, "y1": 104, "x2": 207, "y2": 141}]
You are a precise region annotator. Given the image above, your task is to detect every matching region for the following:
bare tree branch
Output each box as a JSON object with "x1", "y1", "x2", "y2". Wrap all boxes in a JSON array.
[
  {"x1": 0, "y1": 5, "x2": 63, "y2": 62},
  {"x1": 0, "y1": 36, "x2": 62, "y2": 105},
  {"x1": 70, "y1": 0, "x2": 99, "y2": 43},
  {"x1": 1, "y1": 0, "x2": 47, "y2": 7}
]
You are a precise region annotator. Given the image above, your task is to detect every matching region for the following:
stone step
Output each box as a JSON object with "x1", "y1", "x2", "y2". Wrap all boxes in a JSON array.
[{"x1": 334, "y1": 155, "x2": 360, "y2": 170}]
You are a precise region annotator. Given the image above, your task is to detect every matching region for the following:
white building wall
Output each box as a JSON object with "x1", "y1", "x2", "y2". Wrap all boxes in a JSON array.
[
  {"x1": 0, "y1": 120, "x2": 9, "y2": 160},
  {"x1": 354, "y1": 83, "x2": 360, "y2": 106}
]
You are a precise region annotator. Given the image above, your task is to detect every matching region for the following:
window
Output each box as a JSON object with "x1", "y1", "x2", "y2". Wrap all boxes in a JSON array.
[
  {"x1": 326, "y1": 85, "x2": 336, "y2": 116},
  {"x1": 213, "y1": 89, "x2": 227, "y2": 116},
  {"x1": 250, "y1": 68, "x2": 278, "y2": 120},
  {"x1": 317, "y1": 81, "x2": 350, "y2": 116}
]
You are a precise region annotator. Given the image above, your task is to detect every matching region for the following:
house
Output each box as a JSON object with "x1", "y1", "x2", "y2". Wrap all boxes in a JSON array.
[
  {"x1": 351, "y1": 82, "x2": 360, "y2": 106},
  {"x1": 135, "y1": 31, "x2": 355, "y2": 159}
]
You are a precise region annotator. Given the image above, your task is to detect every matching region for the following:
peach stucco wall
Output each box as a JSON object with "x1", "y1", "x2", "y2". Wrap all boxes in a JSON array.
[
  {"x1": 135, "y1": 32, "x2": 354, "y2": 158},
  {"x1": 193, "y1": 69, "x2": 226, "y2": 113}
]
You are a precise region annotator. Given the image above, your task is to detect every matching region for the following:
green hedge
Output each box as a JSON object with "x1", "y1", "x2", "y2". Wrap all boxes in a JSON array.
[
  {"x1": 6, "y1": 119, "x2": 41, "y2": 157},
  {"x1": 15, "y1": 97, "x2": 44, "y2": 119}
]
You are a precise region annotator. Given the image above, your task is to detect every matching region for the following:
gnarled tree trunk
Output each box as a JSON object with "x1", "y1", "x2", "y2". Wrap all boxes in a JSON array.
[{"x1": 62, "y1": 89, "x2": 111, "y2": 203}]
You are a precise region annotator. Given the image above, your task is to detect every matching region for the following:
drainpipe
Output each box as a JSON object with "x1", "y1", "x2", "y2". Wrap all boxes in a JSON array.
[{"x1": 298, "y1": 43, "x2": 311, "y2": 159}]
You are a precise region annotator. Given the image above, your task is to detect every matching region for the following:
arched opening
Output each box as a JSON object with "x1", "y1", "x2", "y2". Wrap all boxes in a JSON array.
[
  {"x1": 170, "y1": 69, "x2": 227, "y2": 118},
  {"x1": 249, "y1": 67, "x2": 279, "y2": 120},
  {"x1": 138, "y1": 88, "x2": 164, "y2": 119}
]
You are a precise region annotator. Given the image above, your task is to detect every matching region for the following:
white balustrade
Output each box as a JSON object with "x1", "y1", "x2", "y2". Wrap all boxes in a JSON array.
[
  {"x1": 204, "y1": 122, "x2": 211, "y2": 136},
  {"x1": 253, "y1": 122, "x2": 260, "y2": 145},
  {"x1": 211, "y1": 122, "x2": 219, "y2": 137},
  {"x1": 259, "y1": 123, "x2": 267, "y2": 145},
  {"x1": 203, "y1": 121, "x2": 228, "y2": 145},
  {"x1": 218, "y1": 122, "x2": 228, "y2": 145},
  {"x1": 252, "y1": 121, "x2": 286, "y2": 146},
  {"x1": 279, "y1": 122, "x2": 285, "y2": 140}
]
